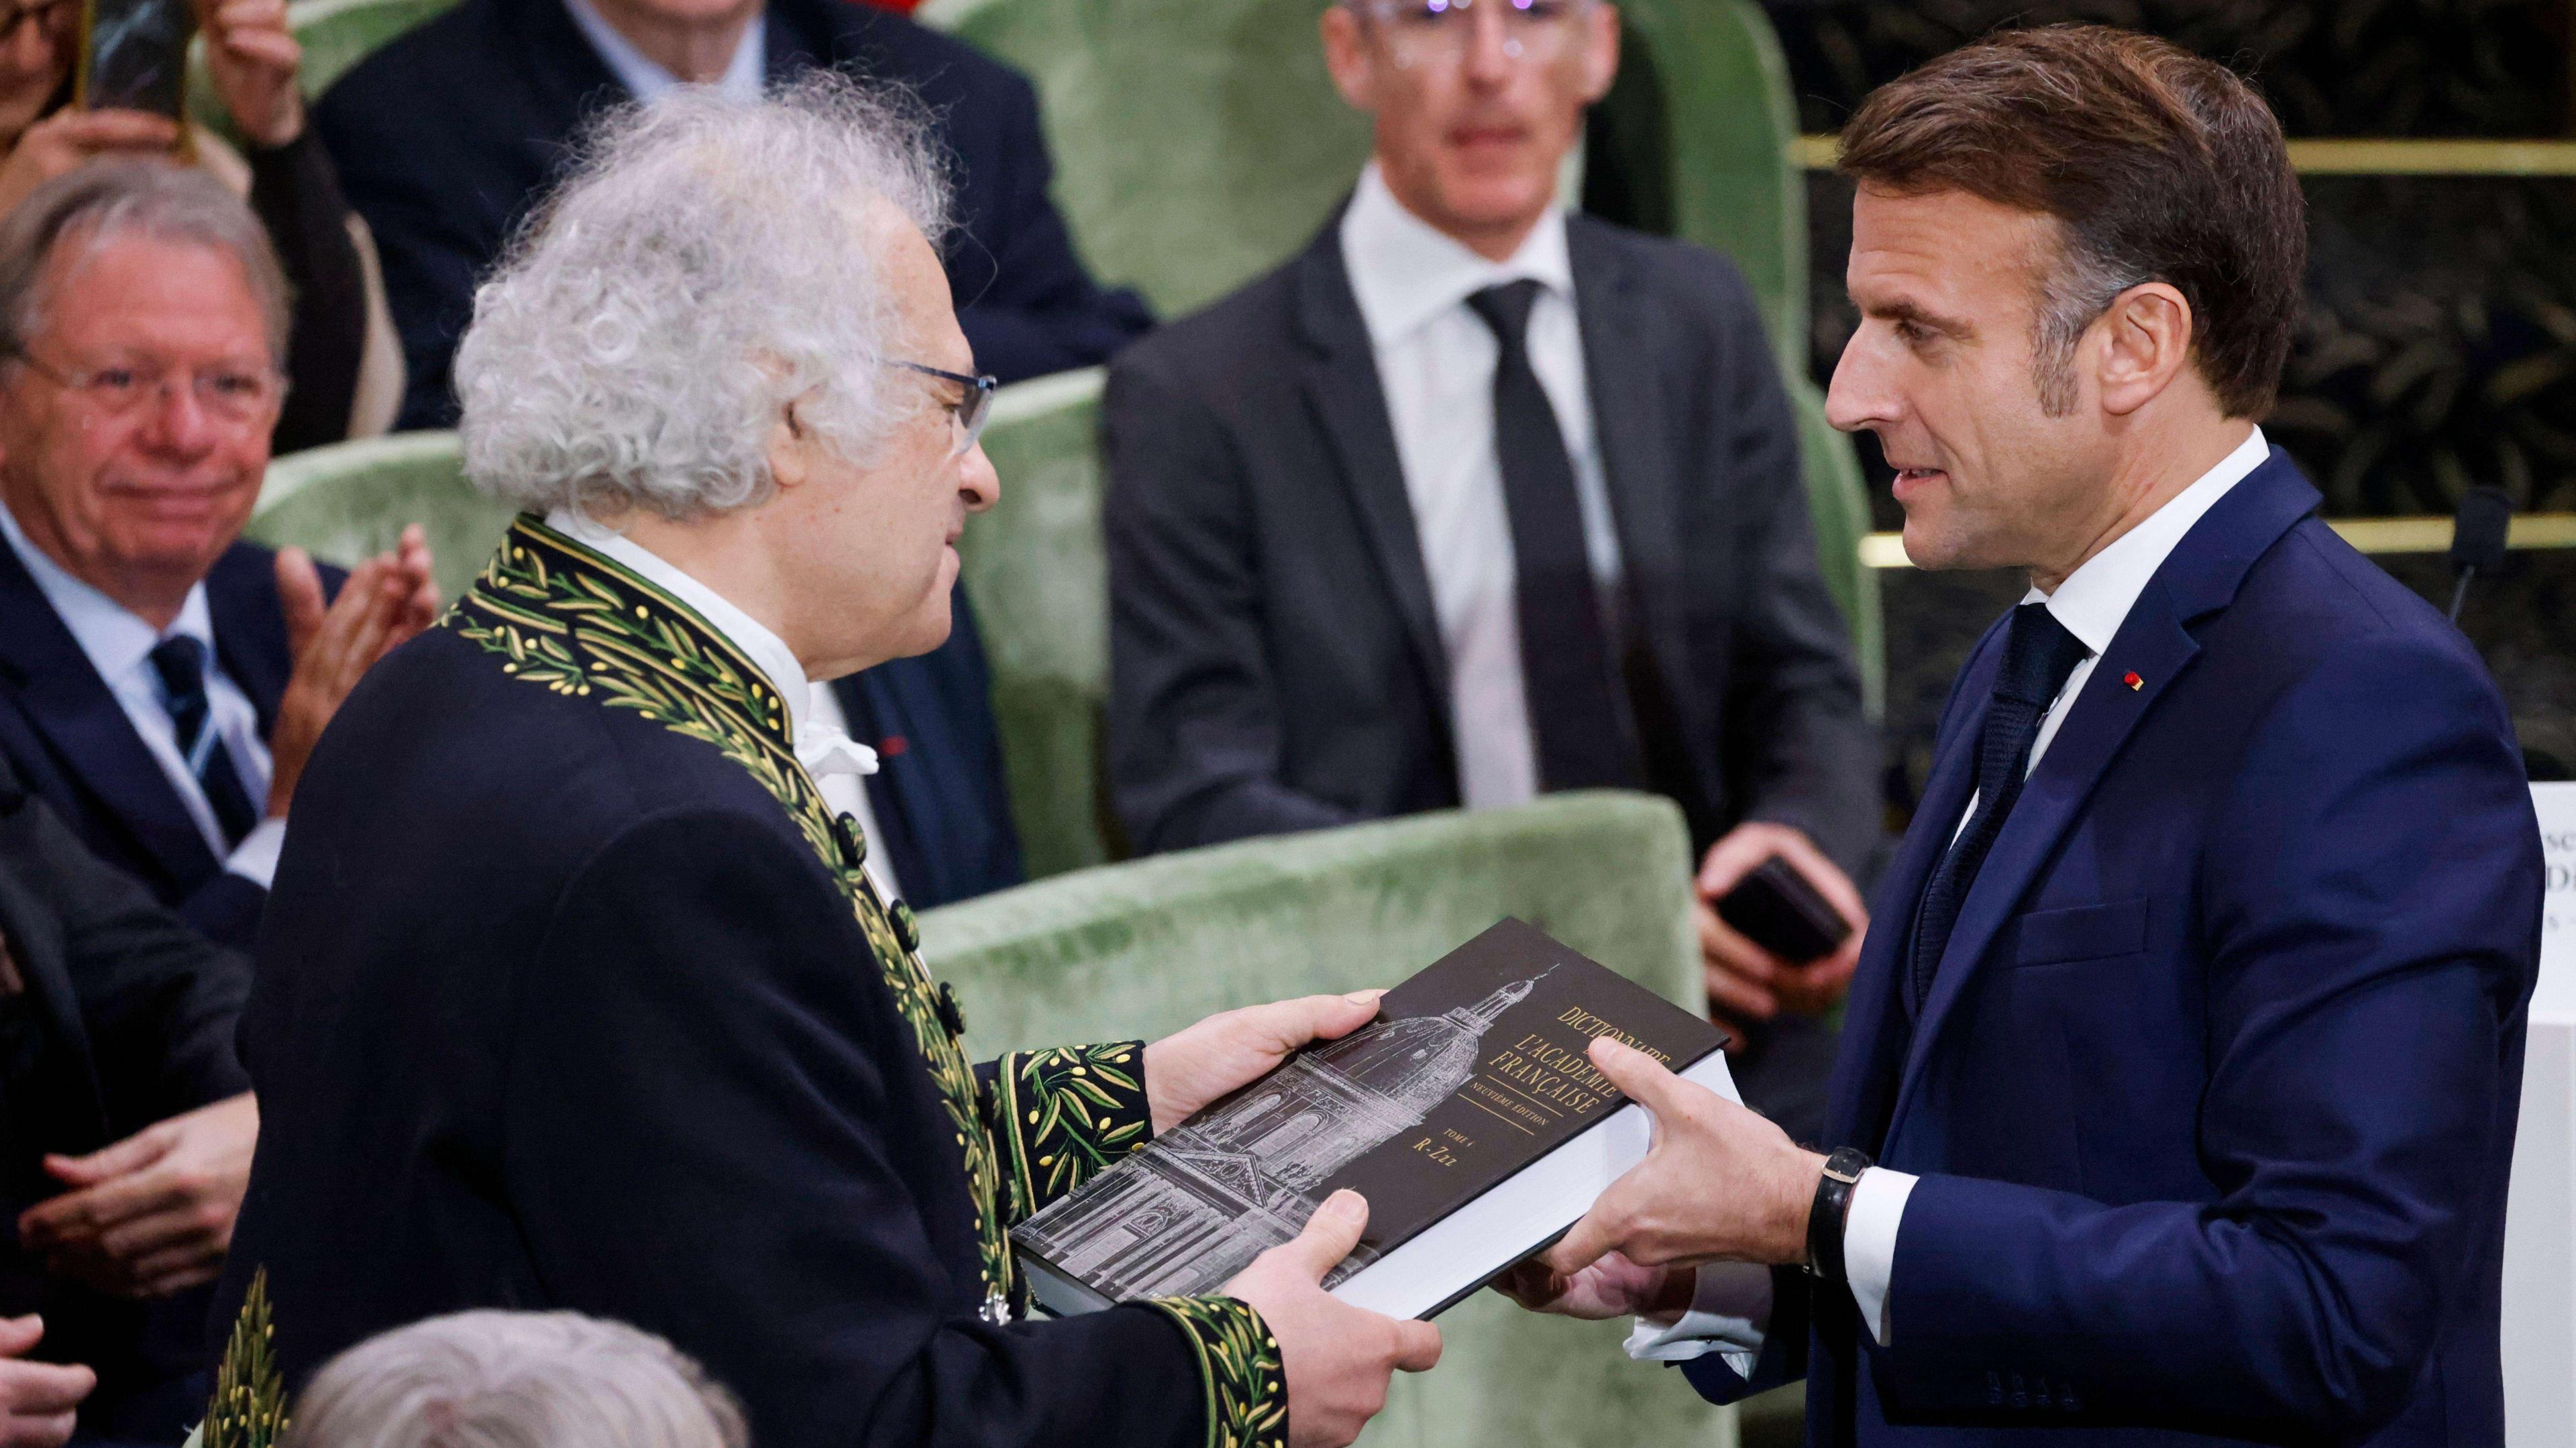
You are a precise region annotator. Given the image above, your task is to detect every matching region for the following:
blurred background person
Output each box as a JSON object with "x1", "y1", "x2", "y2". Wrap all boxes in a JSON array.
[
  {"x1": 0, "y1": 0, "x2": 397, "y2": 447},
  {"x1": 280, "y1": 1312, "x2": 746, "y2": 1448},
  {"x1": 0, "y1": 164, "x2": 437, "y2": 952},
  {"x1": 312, "y1": 0, "x2": 1152, "y2": 433},
  {"x1": 1102, "y1": 0, "x2": 1878, "y2": 1140},
  {"x1": 0, "y1": 755, "x2": 261, "y2": 1448}
]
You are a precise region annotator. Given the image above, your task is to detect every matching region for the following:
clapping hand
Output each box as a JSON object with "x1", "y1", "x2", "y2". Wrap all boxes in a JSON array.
[
  {"x1": 266, "y1": 526, "x2": 440, "y2": 817},
  {"x1": 199, "y1": 0, "x2": 307, "y2": 148}
]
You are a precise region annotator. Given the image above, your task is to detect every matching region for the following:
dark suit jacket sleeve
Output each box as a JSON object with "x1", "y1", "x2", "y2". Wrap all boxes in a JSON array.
[
  {"x1": 1706, "y1": 270, "x2": 1876, "y2": 877},
  {"x1": 1871, "y1": 632, "x2": 2540, "y2": 1439},
  {"x1": 1676, "y1": 1266, "x2": 1813, "y2": 1405},
  {"x1": 246, "y1": 129, "x2": 370, "y2": 453},
  {"x1": 1104, "y1": 354, "x2": 1361, "y2": 851},
  {"x1": 313, "y1": 89, "x2": 488, "y2": 430},
  {"x1": 949, "y1": 68, "x2": 1151, "y2": 385},
  {"x1": 503, "y1": 807, "x2": 1236, "y2": 1448},
  {"x1": 3, "y1": 788, "x2": 250, "y2": 1129}
]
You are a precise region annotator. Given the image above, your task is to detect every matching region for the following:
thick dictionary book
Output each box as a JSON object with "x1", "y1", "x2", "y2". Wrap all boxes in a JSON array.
[{"x1": 1012, "y1": 918, "x2": 1735, "y2": 1322}]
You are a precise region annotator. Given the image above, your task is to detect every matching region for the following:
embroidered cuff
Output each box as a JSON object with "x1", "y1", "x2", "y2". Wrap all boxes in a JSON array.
[
  {"x1": 1143, "y1": 1295, "x2": 1288, "y2": 1448},
  {"x1": 988, "y1": 1041, "x2": 1151, "y2": 1223}
]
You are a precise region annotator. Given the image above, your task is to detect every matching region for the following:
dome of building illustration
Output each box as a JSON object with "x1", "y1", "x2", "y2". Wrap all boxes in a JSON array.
[{"x1": 1015, "y1": 967, "x2": 1553, "y2": 1303}]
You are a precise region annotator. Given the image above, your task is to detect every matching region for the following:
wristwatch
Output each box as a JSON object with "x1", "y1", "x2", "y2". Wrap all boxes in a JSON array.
[{"x1": 1804, "y1": 1147, "x2": 1873, "y2": 1285}]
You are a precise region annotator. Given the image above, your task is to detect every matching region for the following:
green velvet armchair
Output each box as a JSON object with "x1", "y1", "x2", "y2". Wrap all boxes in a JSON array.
[
  {"x1": 920, "y1": 0, "x2": 1881, "y2": 713},
  {"x1": 246, "y1": 432, "x2": 511, "y2": 602},
  {"x1": 920, "y1": 789, "x2": 1734, "y2": 1448}
]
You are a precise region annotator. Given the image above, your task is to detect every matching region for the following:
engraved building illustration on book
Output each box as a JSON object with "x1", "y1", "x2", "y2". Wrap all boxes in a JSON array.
[{"x1": 1016, "y1": 968, "x2": 1554, "y2": 1300}]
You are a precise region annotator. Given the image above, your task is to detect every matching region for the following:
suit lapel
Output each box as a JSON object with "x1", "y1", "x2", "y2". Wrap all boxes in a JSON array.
[
  {"x1": 205, "y1": 545, "x2": 290, "y2": 741},
  {"x1": 1827, "y1": 627, "x2": 1994, "y2": 1152},
  {"x1": 1568, "y1": 219, "x2": 1695, "y2": 722},
  {"x1": 1883, "y1": 451, "x2": 2324, "y2": 1138},
  {"x1": 1292, "y1": 221, "x2": 1450, "y2": 700},
  {"x1": 0, "y1": 540, "x2": 217, "y2": 893}
]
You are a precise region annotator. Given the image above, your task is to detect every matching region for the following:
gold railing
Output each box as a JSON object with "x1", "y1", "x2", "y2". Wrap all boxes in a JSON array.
[
  {"x1": 1792, "y1": 135, "x2": 2576, "y2": 176},
  {"x1": 1860, "y1": 513, "x2": 2576, "y2": 569}
]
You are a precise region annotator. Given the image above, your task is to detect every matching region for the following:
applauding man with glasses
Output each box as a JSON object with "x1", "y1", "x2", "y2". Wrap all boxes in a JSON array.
[
  {"x1": 0, "y1": 162, "x2": 438, "y2": 957},
  {"x1": 1104, "y1": 0, "x2": 1878, "y2": 1138}
]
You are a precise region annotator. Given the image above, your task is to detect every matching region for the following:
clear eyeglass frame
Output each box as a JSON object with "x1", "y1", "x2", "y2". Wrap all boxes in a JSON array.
[
  {"x1": 890, "y1": 359, "x2": 998, "y2": 457},
  {"x1": 8, "y1": 349, "x2": 288, "y2": 427},
  {"x1": 1352, "y1": 0, "x2": 1598, "y2": 67}
]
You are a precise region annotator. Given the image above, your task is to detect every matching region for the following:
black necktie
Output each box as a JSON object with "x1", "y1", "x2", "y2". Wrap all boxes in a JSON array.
[
  {"x1": 149, "y1": 636, "x2": 262, "y2": 848},
  {"x1": 1466, "y1": 279, "x2": 1644, "y2": 792},
  {"x1": 1907, "y1": 604, "x2": 2091, "y2": 1011}
]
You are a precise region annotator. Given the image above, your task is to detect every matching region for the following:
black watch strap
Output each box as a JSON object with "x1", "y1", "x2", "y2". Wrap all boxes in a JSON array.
[{"x1": 1804, "y1": 1147, "x2": 1874, "y2": 1284}]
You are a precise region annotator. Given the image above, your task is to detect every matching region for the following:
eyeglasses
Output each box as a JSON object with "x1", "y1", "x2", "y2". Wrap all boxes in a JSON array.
[
  {"x1": 890, "y1": 360, "x2": 997, "y2": 457},
  {"x1": 9, "y1": 350, "x2": 286, "y2": 427},
  {"x1": 1350, "y1": 0, "x2": 1597, "y2": 68}
]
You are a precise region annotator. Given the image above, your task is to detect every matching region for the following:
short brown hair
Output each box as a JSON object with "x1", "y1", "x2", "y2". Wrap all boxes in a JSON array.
[{"x1": 1837, "y1": 25, "x2": 2304, "y2": 419}]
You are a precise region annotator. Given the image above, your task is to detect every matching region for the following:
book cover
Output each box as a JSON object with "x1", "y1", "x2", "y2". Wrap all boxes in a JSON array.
[{"x1": 1011, "y1": 918, "x2": 1725, "y2": 1311}]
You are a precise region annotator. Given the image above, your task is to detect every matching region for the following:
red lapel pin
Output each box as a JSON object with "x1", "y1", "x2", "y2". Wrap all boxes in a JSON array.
[{"x1": 2123, "y1": 671, "x2": 2143, "y2": 691}]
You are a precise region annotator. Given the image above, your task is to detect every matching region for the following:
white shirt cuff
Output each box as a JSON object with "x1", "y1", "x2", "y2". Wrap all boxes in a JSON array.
[
  {"x1": 1623, "y1": 1260, "x2": 1773, "y2": 1378},
  {"x1": 1844, "y1": 1166, "x2": 1917, "y2": 1346},
  {"x1": 224, "y1": 818, "x2": 287, "y2": 891}
]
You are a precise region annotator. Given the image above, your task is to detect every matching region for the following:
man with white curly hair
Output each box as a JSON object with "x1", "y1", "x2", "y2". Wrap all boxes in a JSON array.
[
  {"x1": 281, "y1": 1312, "x2": 746, "y2": 1448},
  {"x1": 209, "y1": 76, "x2": 1440, "y2": 1448}
]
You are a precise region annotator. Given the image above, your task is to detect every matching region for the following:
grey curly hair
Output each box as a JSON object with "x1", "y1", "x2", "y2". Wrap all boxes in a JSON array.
[
  {"x1": 279, "y1": 1311, "x2": 747, "y2": 1448},
  {"x1": 455, "y1": 73, "x2": 954, "y2": 520}
]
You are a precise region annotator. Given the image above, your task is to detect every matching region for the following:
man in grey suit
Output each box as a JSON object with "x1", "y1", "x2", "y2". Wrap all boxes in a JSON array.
[{"x1": 1103, "y1": 0, "x2": 1878, "y2": 1137}]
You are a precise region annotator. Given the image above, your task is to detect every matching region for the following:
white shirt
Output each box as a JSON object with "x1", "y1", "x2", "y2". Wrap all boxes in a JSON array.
[
  {"x1": 561, "y1": 0, "x2": 765, "y2": 105},
  {"x1": 0, "y1": 501, "x2": 285, "y2": 887},
  {"x1": 1629, "y1": 425, "x2": 2272, "y2": 1370},
  {"x1": 545, "y1": 511, "x2": 902, "y2": 901},
  {"x1": 1339, "y1": 162, "x2": 1623, "y2": 811}
]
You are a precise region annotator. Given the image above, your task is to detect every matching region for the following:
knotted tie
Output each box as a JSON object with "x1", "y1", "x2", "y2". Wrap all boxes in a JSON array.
[
  {"x1": 148, "y1": 636, "x2": 261, "y2": 847},
  {"x1": 1466, "y1": 279, "x2": 1644, "y2": 791},
  {"x1": 1907, "y1": 604, "x2": 2091, "y2": 1011}
]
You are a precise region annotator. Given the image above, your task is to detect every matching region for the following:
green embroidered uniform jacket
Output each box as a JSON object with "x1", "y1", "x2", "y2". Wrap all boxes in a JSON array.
[{"x1": 209, "y1": 519, "x2": 1284, "y2": 1448}]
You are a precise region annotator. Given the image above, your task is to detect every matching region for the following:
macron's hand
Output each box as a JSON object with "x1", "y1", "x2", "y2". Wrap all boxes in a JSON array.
[
  {"x1": 0, "y1": 1317, "x2": 93, "y2": 1448},
  {"x1": 1144, "y1": 991, "x2": 1384, "y2": 1134},
  {"x1": 1222, "y1": 1190, "x2": 1441, "y2": 1448},
  {"x1": 1492, "y1": 1251, "x2": 1693, "y2": 1323},
  {"x1": 1541, "y1": 1038, "x2": 1822, "y2": 1278}
]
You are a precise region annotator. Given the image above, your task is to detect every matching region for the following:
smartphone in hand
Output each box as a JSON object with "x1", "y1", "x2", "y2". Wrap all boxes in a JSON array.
[
  {"x1": 1715, "y1": 855, "x2": 1854, "y2": 964},
  {"x1": 78, "y1": 0, "x2": 195, "y2": 121}
]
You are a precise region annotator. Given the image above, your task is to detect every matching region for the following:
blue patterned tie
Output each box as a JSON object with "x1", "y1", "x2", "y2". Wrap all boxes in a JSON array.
[
  {"x1": 1907, "y1": 604, "x2": 2092, "y2": 1012},
  {"x1": 148, "y1": 636, "x2": 262, "y2": 847}
]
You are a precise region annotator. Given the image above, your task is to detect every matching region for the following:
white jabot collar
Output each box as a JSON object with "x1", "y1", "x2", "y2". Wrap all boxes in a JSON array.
[
  {"x1": 1339, "y1": 160, "x2": 1575, "y2": 350},
  {"x1": 0, "y1": 496, "x2": 217, "y2": 684},
  {"x1": 2031, "y1": 425, "x2": 2272, "y2": 655},
  {"x1": 545, "y1": 509, "x2": 875, "y2": 780},
  {"x1": 560, "y1": 0, "x2": 766, "y2": 105}
]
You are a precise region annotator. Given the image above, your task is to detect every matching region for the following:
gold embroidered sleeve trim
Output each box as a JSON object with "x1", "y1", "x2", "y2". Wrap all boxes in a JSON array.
[
  {"x1": 989, "y1": 1041, "x2": 1151, "y2": 1223},
  {"x1": 1143, "y1": 1295, "x2": 1289, "y2": 1448},
  {"x1": 203, "y1": 1267, "x2": 287, "y2": 1448}
]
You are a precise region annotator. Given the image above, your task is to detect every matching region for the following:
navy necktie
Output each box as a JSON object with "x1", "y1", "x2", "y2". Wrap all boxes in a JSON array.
[
  {"x1": 1466, "y1": 279, "x2": 1645, "y2": 792},
  {"x1": 1907, "y1": 603, "x2": 2091, "y2": 1011},
  {"x1": 148, "y1": 635, "x2": 262, "y2": 848}
]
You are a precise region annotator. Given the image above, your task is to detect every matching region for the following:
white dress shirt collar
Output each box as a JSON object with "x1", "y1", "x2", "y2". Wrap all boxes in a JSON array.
[
  {"x1": 0, "y1": 496, "x2": 219, "y2": 685},
  {"x1": 545, "y1": 510, "x2": 876, "y2": 780},
  {"x1": 2030, "y1": 425, "x2": 2273, "y2": 647},
  {"x1": 561, "y1": 0, "x2": 766, "y2": 105},
  {"x1": 1340, "y1": 162, "x2": 1574, "y2": 351}
]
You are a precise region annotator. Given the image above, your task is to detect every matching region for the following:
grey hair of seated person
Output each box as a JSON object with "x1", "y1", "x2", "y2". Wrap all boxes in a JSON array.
[
  {"x1": 278, "y1": 1311, "x2": 749, "y2": 1448},
  {"x1": 455, "y1": 72, "x2": 955, "y2": 522},
  {"x1": 0, "y1": 160, "x2": 291, "y2": 365}
]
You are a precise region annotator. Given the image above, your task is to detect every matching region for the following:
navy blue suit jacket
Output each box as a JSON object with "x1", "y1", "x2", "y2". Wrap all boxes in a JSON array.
[
  {"x1": 1682, "y1": 452, "x2": 2544, "y2": 1445},
  {"x1": 313, "y1": 0, "x2": 1153, "y2": 429},
  {"x1": 0, "y1": 541, "x2": 327, "y2": 953},
  {"x1": 828, "y1": 588, "x2": 1024, "y2": 910}
]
